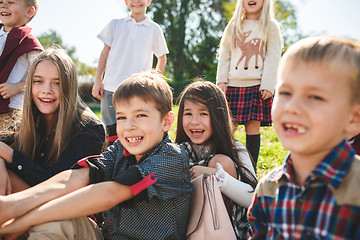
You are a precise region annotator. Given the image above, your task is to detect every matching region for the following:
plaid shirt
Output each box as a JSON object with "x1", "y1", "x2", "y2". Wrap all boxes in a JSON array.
[
  {"x1": 75, "y1": 135, "x2": 193, "y2": 240},
  {"x1": 248, "y1": 140, "x2": 360, "y2": 239}
]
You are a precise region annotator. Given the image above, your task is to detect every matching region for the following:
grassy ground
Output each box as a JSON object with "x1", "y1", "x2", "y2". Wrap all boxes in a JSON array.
[{"x1": 91, "y1": 106, "x2": 287, "y2": 179}]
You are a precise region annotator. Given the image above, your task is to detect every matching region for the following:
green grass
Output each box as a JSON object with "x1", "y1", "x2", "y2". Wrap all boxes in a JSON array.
[
  {"x1": 91, "y1": 105, "x2": 287, "y2": 179},
  {"x1": 234, "y1": 125, "x2": 287, "y2": 179}
]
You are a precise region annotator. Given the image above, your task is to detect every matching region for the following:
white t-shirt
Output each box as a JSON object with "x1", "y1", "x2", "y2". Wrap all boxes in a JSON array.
[
  {"x1": 0, "y1": 26, "x2": 32, "y2": 110},
  {"x1": 98, "y1": 15, "x2": 169, "y2": 92}
]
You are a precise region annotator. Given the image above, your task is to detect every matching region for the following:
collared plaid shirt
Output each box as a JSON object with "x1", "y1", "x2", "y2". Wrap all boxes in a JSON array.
[{"x1": 248, "y1": 140, "x2": 360, "y2": 239}]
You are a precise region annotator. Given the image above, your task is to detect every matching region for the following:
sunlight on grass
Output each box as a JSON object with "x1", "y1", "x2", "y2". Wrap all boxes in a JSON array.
[
  {"x1": 234, "y1": 125, "x2": 287, "y2": 179},
  {"x1": 92, "y1": 105, "x2": 287, "y2": 180}
]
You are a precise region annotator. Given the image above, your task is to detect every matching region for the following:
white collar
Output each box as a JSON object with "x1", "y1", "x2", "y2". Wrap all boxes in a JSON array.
[
  {"x1": 125, "y1": 14, "x2": 151, "y2": 27},
  {"x1": 0, "y1": 26, "x2": 8, "y2": 37}
]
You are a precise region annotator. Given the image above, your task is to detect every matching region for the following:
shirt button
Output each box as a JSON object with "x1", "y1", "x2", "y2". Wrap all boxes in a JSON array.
[
  {"x1": 17, "y1": 165, "x2": 22, "y2": 170},
  {"x1": 40, "y1": 153, "x2": 45, "y2": 157}
]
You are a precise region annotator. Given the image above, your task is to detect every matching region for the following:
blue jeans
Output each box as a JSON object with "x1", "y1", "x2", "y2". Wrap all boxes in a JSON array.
[{"x1": 101, "y1": 90, "x2": 115, "y2": 126}]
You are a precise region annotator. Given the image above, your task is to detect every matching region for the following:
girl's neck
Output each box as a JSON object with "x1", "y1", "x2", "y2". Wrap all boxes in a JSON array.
[{"x1": 245, "y1": 13, "x2": 261, "y2": 20}]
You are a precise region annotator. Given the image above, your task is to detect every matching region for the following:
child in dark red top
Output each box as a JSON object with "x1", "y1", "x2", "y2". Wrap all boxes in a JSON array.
[{"x1": 0, "y1": 0, "x2": 43, "y2": 130}]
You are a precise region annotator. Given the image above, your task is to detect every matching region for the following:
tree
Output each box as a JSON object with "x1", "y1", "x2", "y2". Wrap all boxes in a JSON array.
[
  {"x1": 148, "y1": 0, "x2": 230, "y2": 97},
  {"x1": 148, "y1": 0, "x2": 301, "y2": 98},
  {"x1": 37, "y1": 30, "x2": 76, "y2": 59},
  {"x1": 37, "y1": 30, "x2": 97, "y2": 76}
]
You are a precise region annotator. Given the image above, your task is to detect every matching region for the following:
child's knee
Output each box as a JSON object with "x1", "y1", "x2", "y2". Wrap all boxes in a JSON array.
[{"x1": 209, "y1": 154, "x2": 237, "y2": 178}]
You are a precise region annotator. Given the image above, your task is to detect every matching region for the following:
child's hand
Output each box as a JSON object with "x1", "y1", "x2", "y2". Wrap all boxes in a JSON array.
[
  {"x1": 91, "y1": 81, "x2": 104, "y2": 100},
  {"x1": 0, "y1": 83, "x2": 21, "y2": 99},
  {"x1": 260, "y1": 89, "x2": 273, "y2": 100},
  {"x1": 0, "y1": 218, "x2": 29, "y2": 239},
  {"x1": 190, "y1": 165, "x2": 217, "y2": 180},
  {"x1": 217, "y1": 82, "x2": 227, "y2": 92}
]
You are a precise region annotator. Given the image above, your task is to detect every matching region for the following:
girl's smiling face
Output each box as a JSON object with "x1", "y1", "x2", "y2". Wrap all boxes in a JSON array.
[
  {"x1": 243, "y1": 0, "x2": 264, "y2": 20},
  {"x1": 182, "y1": 100, "x2": 213, "y2": 145},
  {"x1": 31, "y1": 60, "x2": 61, "y2": 126}
]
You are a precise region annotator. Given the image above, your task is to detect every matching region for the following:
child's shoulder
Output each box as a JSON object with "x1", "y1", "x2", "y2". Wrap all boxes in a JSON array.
[
  {"x1": 332, "y1": 155, "x2": 360, "y2": 206},
  {"x1": 255, "y1": 165, "x2": 287, "y2": 198},
  {"x1": 155, "y1": 137, "x2": 188, "y2": 160},
  {"x1": 267, "y1": 19, "x2": 282, "y2": 34}
]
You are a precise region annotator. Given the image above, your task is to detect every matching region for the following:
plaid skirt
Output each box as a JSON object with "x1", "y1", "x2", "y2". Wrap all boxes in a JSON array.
[{"x1": 226, "y1": 85, "x2": 272, "y2": 126}]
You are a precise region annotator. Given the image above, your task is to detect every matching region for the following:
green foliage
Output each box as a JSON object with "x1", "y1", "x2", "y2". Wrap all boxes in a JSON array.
[
  {"x1": 222, "y1": 1, "x2": 237, "y2": 21},
  {"x1": 76, "y1": 61, "x2": 97, "y2": 76},
  {"x1": 148, "y1": 0, "x2": 230, "y2": 98},
  {"x1": 148, "y1": 0, "x2": 303, "y2": 99},
  {"x1": 37, "y1": 29, "x2": 76, "y2": 58},
  {"x1": 37, "y1": 29, "x2": 97, "y2": 76}
]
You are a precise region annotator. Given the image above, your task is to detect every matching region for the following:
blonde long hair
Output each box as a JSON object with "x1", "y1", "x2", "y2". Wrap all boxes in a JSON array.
[
  {"x1": 221, "y1": 0, "x2": 278, "y2": 49},
  {"x1": 13, "y1": 48, "x2": 96, "y2": 165}
]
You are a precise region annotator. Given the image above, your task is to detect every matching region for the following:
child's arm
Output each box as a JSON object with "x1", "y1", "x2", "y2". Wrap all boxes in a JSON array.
[
  {"x1": 0, "y1": 81, "x2": 25, "y2": 99},
  {"x1": 155, "y1": 54, "x2": 167, "y2": 73},
  {"x1": 0, "y1": 168, "x2": 90, "y2": 227},
  {"x1": 92, "y1": 44, "x2": 110, "y2": 100},
  {"x1": 248, "y1": 193, "x2": 269, "y2": 239},
  {"x1": 0, "y1": 180, "x2": 133, "y2": 235},
  {"x1": 215, "y1": 163, "x2": 254, "y2": 207},
  {"x1": 259, "y1": 22, "x2": 282, "y2": 94},
  {"x1": 216, "y1": 35, "x2": 231, "y2": 87},
  {"x1": 0, "y1": 158, "x2": 11, "y2": 195},
  {"x1": 0, "y1": 142, "x2": 14, "y2": 164}
]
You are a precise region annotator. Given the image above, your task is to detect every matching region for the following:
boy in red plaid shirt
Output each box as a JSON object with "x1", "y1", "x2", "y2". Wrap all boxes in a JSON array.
[{"x1": 248, "y1": 36, "x2": 360, "y2": 239}]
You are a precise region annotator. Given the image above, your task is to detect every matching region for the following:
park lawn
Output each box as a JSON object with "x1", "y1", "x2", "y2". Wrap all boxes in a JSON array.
[{"x1": 92, "y1": 105, "x2": 287, "y2": 179}]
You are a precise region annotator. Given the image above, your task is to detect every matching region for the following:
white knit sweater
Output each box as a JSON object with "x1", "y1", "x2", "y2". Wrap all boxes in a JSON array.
[{"x1": 216, "y1": 20, "x2": 282, "y2": 93}]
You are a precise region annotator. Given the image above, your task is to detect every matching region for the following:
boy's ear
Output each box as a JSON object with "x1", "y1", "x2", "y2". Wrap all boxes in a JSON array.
[
  {"x1": 162, "y1": 111, "x2": 175, "y2": 132},
  {"x1": 25, "y1": 6, "x2": 36, "y2": 19},
  {"x1": 346, "y1": 104, "x2": 360, "y2": 139}
]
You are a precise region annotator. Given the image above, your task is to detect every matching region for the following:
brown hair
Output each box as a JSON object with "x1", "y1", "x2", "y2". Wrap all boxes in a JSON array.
[
  {"x1": 113, "y1": 71, "x2": 173, "y2": 118},
  {"x1": 176, "y1": 80, "x2": 257, "y2": 189},
  {"x1": 13, "y1": 47, "x2": 100, "y2": 165},
  {"x1": 279, "y1": 36, "x2": 360, "y2": 103}
]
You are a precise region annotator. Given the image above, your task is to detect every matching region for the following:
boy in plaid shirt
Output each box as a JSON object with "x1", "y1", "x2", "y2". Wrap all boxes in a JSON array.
[{"x1": 248, "y1": 36, "x2": 360, "y2": 239}]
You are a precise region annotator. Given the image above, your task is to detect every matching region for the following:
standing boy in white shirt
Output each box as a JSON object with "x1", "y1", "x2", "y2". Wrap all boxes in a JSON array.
[{"x1": 92, "y1": 0, "x2": 168, "y2": 138}]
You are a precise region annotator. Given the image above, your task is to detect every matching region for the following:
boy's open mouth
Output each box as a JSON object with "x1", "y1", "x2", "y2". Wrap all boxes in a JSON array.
[
  {"x1": 284, "y1": 123, "x2": 306, "y2": 134},
  {"x1": 127, "y1": 137, "x2": 143, "y2": 143}
]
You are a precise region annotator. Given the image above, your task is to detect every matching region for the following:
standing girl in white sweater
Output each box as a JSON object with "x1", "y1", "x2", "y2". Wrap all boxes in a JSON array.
[
  {"x1": 176, "y1": 81, "x2": 257, "y2": 239},
  {"x1": 216, "y1": 0, "x2": 282, "y2": 167}
]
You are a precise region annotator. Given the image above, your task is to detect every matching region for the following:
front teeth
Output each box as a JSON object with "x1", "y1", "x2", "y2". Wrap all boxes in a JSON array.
[
  {"x1": 127, "y1": 137, "x2": 142, "y2": 143},
  {"x1": 191, "y1": 130, "x2": 203, "y2": 134},
  {"x1": 41, "y1": 99, "x2": 54, "y2": 102},
  {"x1": 284, "y1": 124, "x2": 306, "y2": 133}
]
